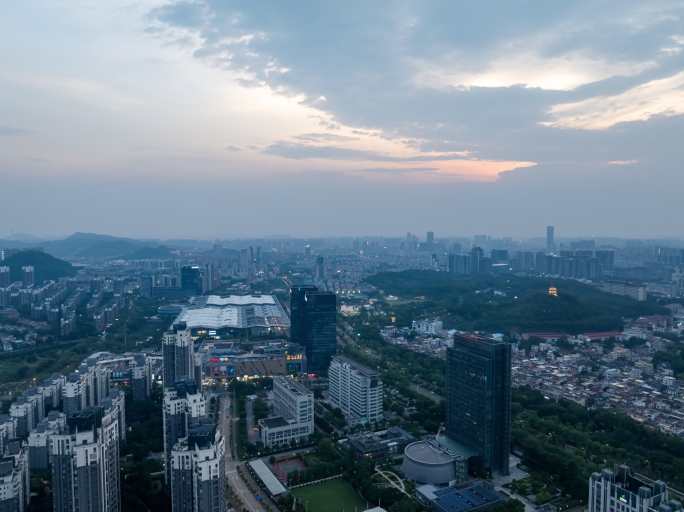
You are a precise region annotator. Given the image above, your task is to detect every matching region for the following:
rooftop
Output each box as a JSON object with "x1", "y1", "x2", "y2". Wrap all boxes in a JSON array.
[
  {"x1": 175, "y1": 294, "x2": 289, "y2": 330},
  {"x1": 260, "y1": 416, "x2": 290, "y2": 429},
  {"x1": 248, "y1": 458, "x2": 288, "y2": 496},
  {"x1": 432, "y1": 481, "x2": 503, "y2": 512}
]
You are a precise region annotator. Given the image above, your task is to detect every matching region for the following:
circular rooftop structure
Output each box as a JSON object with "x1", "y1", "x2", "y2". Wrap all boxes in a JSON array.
[{"x1": 401, "y1": 435, "x2": 473, "y2": 485}]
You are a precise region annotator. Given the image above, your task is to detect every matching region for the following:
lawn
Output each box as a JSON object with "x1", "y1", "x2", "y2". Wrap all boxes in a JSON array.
[{"x1": 291, "y1": 479, "x2": 367, "y2": 512}]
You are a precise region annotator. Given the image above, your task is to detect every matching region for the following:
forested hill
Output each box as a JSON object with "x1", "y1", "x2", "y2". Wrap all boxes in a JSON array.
[
  {"x1": 3, "y1": 250, "x2": 77, "y2": 284},
  {"x1": 366, "y1": 270, "x2": 666, "y2": 334}
]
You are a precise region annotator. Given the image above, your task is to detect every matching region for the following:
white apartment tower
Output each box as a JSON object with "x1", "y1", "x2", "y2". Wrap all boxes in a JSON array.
[{"x1": 328, "y1": 356, "x2": 383, "y2": 425}]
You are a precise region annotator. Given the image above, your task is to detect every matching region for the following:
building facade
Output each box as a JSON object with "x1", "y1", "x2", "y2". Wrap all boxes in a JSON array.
[
  {"x1": 258, "y1": 376, "x2": 314, "y2": 448},
  {"x1": 589, "y1": 466, "x2": 682, "y2": 512},
  {"x1": 289, "y1": 286, "x2": 336, "y2": 374},
  {"x1": 50, "y1": 404, "x2": 123, "y2": 512},
  {"x1": 328, "y1": 356, "x2": 383, "y2": 425},
  {"x1": 163, "y1": 323, "x2": 195, "y2": 388},
  {"x1": 170, "y1": 423, "x2": 226, "y2": 512},
  {"x1": 446, "y1": 334, "x2": 511, "y2": 475},
  {"x1": 163, "y1": 382, "x2": 206, "y2": 485}
]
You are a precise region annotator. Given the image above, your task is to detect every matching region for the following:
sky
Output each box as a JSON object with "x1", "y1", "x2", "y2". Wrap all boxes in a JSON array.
[{"x1": 1, "y1": 1, "x2": 683, "y2": 239}]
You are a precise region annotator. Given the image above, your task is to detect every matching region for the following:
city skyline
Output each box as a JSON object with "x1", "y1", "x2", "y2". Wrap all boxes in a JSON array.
[{"x1": 2, "y1": 1, "x2": 684, "y2": 238}]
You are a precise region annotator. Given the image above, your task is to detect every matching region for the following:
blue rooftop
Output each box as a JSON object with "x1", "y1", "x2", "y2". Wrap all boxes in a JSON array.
[{"x1": 432, "y1": 481, "x2": 503, "y2": 512}]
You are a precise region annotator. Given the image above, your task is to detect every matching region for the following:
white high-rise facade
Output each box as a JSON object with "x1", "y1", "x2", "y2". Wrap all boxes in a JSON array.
[
  {"x1": 328, "y1": 356, "x2": 383, "y2": 425},
  {"x1": 588, "y1": 466, "x2": 681, "y2": 512}
]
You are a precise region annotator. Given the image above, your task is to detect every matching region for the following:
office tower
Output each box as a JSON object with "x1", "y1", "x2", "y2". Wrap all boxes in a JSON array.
[
  {"x1": 21, "y1": 266, "x2": 34, "y2": 288},
  {"x1": 469, "y1": 246, "x2": 484, "y2": 274},
  {"x1": 0, "y1": 440, "x2": 30, "y2": 512},
  {"x1": 546, "y1": 225, "x2": 555, "y2": 254},
  {"x1": 170, "y1": 422, "x2": 226, "y2": 512},
  {"x1": 0, "y1": 266, "x2": 10, "y2": 288},
  {"x1": 289, "y1": 286, "x2": 337, "y2": 374},
  {"x1": 589, "y1": 466, "x2": 681, "y2": 512},
  {"x1": 328, "y1": 356, "x2": 383, "y2": 425},
  {"x1": 180, "y1": 266, "x2": 202, "y2": 295},
  {"x1": 258, "y1": 377, "x2": 314, "y2": 448},
  {"x1": 290, "y1": 285, "x2": 317, "y2": 346},
  {"x1": 163, "y1": 382, "x2": 206, "y2": 484},
  {"x1": 315, "y1": 256, "x2": 325, "y2": 281},
  {"x1": 446, "y1": 334, "x2": 511, "y2": 475},
  {"x1": 50, "y1": 404, "x2": 122, "y2": 512},
  {"x1": 427, "y1": 231, "x2": 435, "y2": 245},
  {"x1": 163, "y1": 322, "x2": 195, "y2": 388}
]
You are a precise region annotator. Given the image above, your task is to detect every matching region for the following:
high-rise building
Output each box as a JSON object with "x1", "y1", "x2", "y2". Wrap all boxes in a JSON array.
[
  {"x1": 0, "y1": 266, "x2": 10, "y2": 288},
  {"x1": 170, "y1": 421, "x2": 226, "y2": 512},
  {"x1": 446, "y1": 334, "x2": 511, "y2": 475},
  {"x1": 21, "y1": 266, "x2": 34, "y2": 288},
  {"x1": 0, "y1": 440, "x2": 30, "y2": 512},
  {"x1": 315, "y1": 256, "x2": 325, "y2": 281},
  {"x1": 470, "y1": 246, "x2": 484, "y2": 274},
  {"x1": 426, "y1": 231, "x2": 435, "y2": 245},
  {"x1": 163, "y1": 322, "x2": 195, "y2": 388},
  {"x1": 163, "y1": 382, "x2": 206, "y2": 485},
  {"x1": 546, "y1": 225, "x2": 555, "y2": 254},
  {"x1": 290, "y1": 285, "x2": 317, "y2": 345},
  {"x1": 50, "y1": 403, "x2": 123, "y2": 512},
  {"x1": 180, "y1": 266, "x2": 202, "y2": 295},
  {"x1": 258, "y1": 376, "x2": 314, "y2": 448},
  {"x1": 589, "y1": 466, "x2": 681, "y2": 512},
  {"x1": 289, "y1": 286, "x2": 336, "y2": 374},
  {"x1": 328, "y1": 356, "x2": 383, "y2": 425},
  {"x1": 28, "y1": 411, "x2": 67, "y2": 471}
]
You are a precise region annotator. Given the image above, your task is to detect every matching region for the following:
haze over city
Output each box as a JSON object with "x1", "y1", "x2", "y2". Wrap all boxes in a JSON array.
[{"x1": 2, "y1": 1, "x2": 684, "y2": 238}]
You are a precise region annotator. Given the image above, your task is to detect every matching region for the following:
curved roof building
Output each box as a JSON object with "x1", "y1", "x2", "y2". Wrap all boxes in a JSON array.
[
  {"x1": 402, "y1": 434, "x2": 475, "y2": 485},
  {"x1": 174, "y1": 294, "x2": 290, "y2": 335}
]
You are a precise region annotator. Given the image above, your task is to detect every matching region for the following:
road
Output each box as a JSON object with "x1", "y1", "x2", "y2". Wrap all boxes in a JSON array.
[{"x1": 220, "y1": 392, "x2": 266, "y2": 512}]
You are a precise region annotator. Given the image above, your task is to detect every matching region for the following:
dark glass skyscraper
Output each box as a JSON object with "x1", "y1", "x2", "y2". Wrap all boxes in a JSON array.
[
  {"x1": 446, "y1": 334, "x2": 511, "y2": 475},
  {"x1": 289, "y1": 285, "x2": 336, "y2": 374},
  {"x1": 180, "y1": 265, "x2": 202, "y2": 294}
]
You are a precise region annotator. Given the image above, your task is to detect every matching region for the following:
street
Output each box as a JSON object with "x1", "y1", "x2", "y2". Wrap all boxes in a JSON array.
[{"x1": 220, "y1": 393, "x2": 267, "y2": 512}]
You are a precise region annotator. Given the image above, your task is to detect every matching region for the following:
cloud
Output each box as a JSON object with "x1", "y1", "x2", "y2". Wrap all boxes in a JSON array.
[
  {"x1": 262, "y1": 141, "x2": 472, "y2": 162},
  {"x1": 292, "y1": 132, "x2": 359, "y2": 143},
  {"x1": 544, "y1": 71, "x2": 684, "y2": 130},
  {"x1": 413, "y1": 51, "x2": 656, "y2": 92},
  {"x1": 608, "y1": 160, "x2": 639, "y2": 166},
  {"x1": 361, "y1": 166, "x2": 438, "y2": 175}
]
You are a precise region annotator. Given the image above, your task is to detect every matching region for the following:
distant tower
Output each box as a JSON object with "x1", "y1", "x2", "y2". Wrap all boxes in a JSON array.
[
  {"x1": 180, "y1": 265, "x2": 202, "y2": 295},
  {"x1": 315, "y1": 256, "x2": 325, "y2": 281},
  {"x1": 427, "y1": 231, "x2": 435, "y2": 245},
  {"x1": 546, "y1": 226, "x2": 555, "y2": 254},
  {"x1": 0, "y1": 266, "x2": 10, "y2": 288},
  {"x1": 21, "y1": 266, "x2": 35, "y2": 287}
]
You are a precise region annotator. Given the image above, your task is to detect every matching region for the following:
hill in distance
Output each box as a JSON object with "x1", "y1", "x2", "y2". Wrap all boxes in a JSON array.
[
  {"x1": 366, "y1": 270, "x2": 667, "y2": 334},
  {"x1": 37, "y1": 232, "x2": 176, "y2": 261},
  {"x1": 3, "y1": 250, "x2": 77, "y2": 284}
]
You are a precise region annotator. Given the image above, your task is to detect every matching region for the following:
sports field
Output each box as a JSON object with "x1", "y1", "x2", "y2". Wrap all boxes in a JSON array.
[{"x1": 291, "y1": 478, "x2": 367, "y2": 512}]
